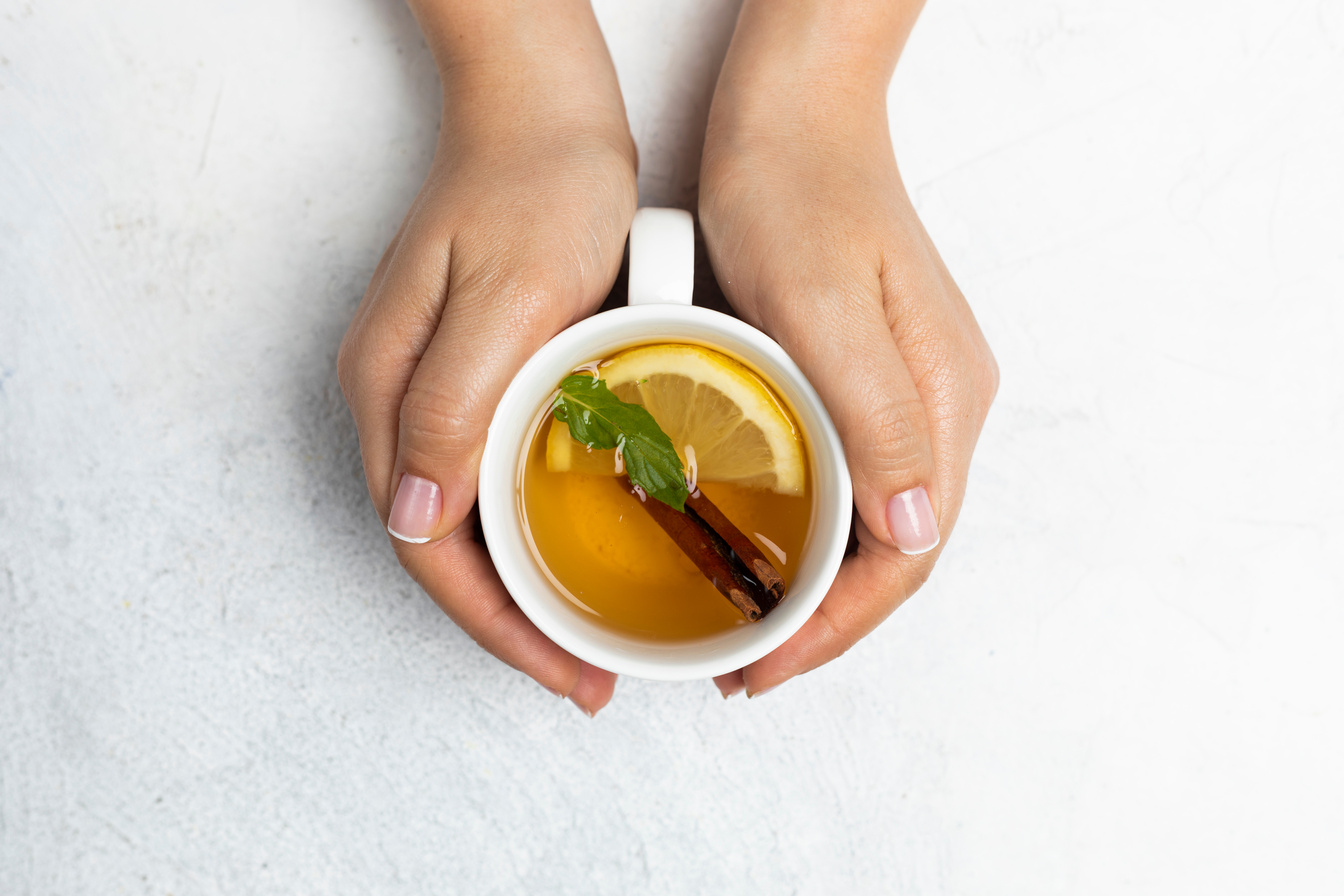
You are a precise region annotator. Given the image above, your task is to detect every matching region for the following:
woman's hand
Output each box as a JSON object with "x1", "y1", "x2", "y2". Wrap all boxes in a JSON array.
[
  {"x1": 337, "y1": 1, "x2": 636, "y2": 716},
  {"x1": 699, "y1": 0, "x2": 998, "y2": 697}
]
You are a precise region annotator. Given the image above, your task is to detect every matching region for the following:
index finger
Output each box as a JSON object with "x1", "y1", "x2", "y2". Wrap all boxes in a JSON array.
[
  {"x1": 401, "y1": 511, "x2": 619, "y2": 713},
  {"x1": 739, "y1": 516, "x2": 938, "y2": 696}
]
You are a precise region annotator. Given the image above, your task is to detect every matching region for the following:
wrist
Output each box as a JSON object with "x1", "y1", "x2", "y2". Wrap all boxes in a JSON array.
[
  {"x1": 408, "y1": 0, "x2": 602, "y2": 71},
  {"x1": 731, "y1": 0, "x2": 925, "y2": 71},
  {"x1": 711, "y1": 0, "x2": 923, "y2": 137},
  {"x1": 410, "y1": 0, "x2": 632, "y2": 156}
]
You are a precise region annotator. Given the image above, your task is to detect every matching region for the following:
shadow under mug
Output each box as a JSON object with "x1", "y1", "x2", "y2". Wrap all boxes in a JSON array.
[{"x1": 478, "y1": 208, "x2": 852, "y2": 681}]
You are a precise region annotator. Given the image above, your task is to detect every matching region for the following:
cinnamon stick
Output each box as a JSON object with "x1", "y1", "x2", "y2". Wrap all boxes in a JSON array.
[
  {"x1": 685, "y1": 490, "x2": 787, "y2": 603},
  {"x1": 619, "y1": 476, "x2": 784, "y2": 621}
]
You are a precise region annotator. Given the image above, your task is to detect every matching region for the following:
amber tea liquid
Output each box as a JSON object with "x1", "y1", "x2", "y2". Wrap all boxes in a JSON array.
[{"x1": 518, "y1": 347, "x2": 812, "y2": 641}]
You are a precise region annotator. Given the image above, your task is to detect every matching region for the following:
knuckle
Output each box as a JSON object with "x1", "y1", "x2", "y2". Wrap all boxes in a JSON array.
[
  {"x1": 957, "y1": 339, "x2": 1000, "y2": 422},
  {"x1": 913, "y1": 337, "x2": 998, "y2": 425},
  {"x1": 336, "y1": 330, "x2": 367, "y2": 402},
  {"x1": 868, "y1": 550, "x2": 932, "y2": 602},
  {"x1": 977, "y1": 345, "x2": 1001, "y2": 409},
  {"x1": 398, "y1": 388, "x2": 481, "y2": 462},
  {"x1": 500, "y1": 270, "x2": 567, "y2": 331},
  {"x1": 463, "y1": 263, "x2": 573, "y2": 336},
  {"x1": 861, "y1": 396, "x2": 931, "y2": 478}
]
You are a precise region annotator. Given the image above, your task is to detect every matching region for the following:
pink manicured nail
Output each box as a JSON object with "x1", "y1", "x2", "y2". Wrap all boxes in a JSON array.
[
  {"x1": 387, "y1": 474, "x2": 442, "y2": 543},
  {"x1": 887, "y1": 486, "x2": 940, "y2": 555}
]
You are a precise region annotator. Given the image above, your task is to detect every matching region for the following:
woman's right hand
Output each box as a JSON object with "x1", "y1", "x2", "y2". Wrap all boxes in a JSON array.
[{"x1": 337, "y1": 1, "x2": 637, "y2": 716}]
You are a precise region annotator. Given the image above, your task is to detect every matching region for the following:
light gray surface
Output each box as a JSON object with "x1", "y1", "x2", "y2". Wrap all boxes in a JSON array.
[{"x1": 3, "y1": 0, "x2": 1343, "y2": 893}]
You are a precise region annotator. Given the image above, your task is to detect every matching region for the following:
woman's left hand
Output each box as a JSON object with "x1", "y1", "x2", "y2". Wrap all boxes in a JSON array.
[{"x1": 697, "y1": 0, "x2": 998, "y2": 696}]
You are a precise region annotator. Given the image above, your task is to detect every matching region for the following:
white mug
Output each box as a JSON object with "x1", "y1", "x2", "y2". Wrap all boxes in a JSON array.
[{"x1": 478, "y1": 208, "x2": 852, "y2": 681}]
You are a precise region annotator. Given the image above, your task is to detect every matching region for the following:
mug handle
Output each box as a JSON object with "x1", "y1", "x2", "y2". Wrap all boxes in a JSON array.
[{"x1": 627, "y1": 208, "x2": 694, "y2": 306}]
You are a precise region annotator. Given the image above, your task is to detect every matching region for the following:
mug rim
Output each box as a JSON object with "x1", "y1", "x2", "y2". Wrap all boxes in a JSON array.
[{"x1": 479, "y1": 304, "x2": 852, "y2": 680}]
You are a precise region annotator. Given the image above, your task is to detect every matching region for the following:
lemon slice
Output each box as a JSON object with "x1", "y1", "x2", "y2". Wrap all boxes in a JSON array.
[{"x1": 546, "y1": 344, "x2": 805, "y2": 495}]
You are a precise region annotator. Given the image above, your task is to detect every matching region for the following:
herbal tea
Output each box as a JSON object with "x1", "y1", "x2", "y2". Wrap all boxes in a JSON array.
[{"x1": 518, "y1": 343, "x2": 811, "y2": 641}]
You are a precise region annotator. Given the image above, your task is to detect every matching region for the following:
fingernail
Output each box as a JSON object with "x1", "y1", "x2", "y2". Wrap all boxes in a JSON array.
[
  {"x1": 387, "y1": 474, "x2": 442, "y2": 543},
  {"x1": 887, "y1": 486, "x2": 940, "y2": 555},
  {"x1": 714, "y1": 671, "x2": 746, "y2": 699},
  {"x1": 747, "y1": 684, "x2": 778, "y2": 699},
  {"x1": 570, "y1": 698, "x2": 596, "y2": 718},
  {"x1": 545, "y1": 686, "x2": 564, "y2": 699}
]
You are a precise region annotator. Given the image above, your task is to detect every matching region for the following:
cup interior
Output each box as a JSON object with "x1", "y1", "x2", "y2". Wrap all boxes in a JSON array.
[{"x1": 479, "y1": 304, "x2": 851, "y2": 681}]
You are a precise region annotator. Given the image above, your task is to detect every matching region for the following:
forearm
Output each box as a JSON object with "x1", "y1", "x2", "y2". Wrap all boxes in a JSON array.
[
  {"x1": 712, "y1": 0, "x2": 924, "y2": 144},
  {"x1": 406, "y1": 0, "x2": 631, "y2": 146}
]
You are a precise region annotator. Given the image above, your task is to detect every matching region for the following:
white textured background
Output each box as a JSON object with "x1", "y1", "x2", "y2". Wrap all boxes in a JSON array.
[{"x1": 3, "y1": 0, "x2": 1343, "y2": 892}]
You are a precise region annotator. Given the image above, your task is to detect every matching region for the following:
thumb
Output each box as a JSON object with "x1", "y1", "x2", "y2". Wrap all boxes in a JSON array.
[
  {"x1": 783, "y1": 293, "x2": 941, "y2": 556},
  {"x1": 386, "y1": 268, "x2": 573, "y2": 544}
]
